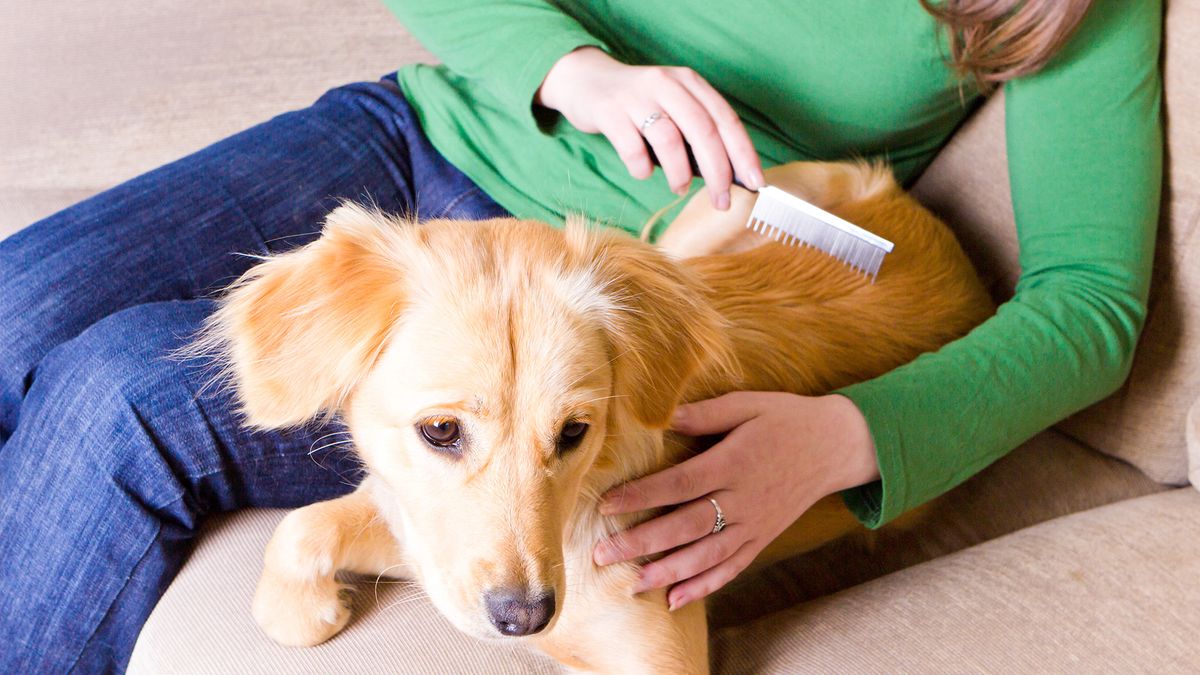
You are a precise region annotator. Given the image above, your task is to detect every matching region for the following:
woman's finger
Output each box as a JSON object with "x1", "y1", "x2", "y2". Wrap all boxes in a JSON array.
[
  {"x1": 673, "y1": 68, "x2": 764, "y2": 189},
  {"x1": 655, "y1": 76, "x2": 733, "y2": 208},
  {"x1": 636, "y1": 108, "x2": 693, "y2": 194},
  {"x1": 593, "y1": 496, "x2": 724, "y2": 566},
  {"x1": 664, "y1": 538, "x2": 759, "y2": 610},
  {"x1": 598, "y1": 449, "x2": 723, "y2": 515},
  {"x1": 598, "y1": 115, "x2": 653, "y2": 180},
  {"x1": 670, "y1": 391, "x2": 764, "y2": 436},
  {"x1": 632, "y1": 526, "x2": 746, "y2": 594}
]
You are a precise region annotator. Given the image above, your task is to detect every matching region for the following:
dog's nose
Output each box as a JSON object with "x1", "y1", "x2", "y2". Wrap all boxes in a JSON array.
[{"x1": 484, "y1": 588, "x2": 555, "y2": 637}]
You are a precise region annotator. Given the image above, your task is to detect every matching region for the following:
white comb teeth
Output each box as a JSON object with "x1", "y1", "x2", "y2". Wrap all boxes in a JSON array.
[{"x1": 746, "y1": 185, "x2": 895, "y2": 281}]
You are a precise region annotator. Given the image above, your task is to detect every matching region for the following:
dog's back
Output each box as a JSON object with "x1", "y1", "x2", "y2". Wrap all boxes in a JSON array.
[{"x1": 660, "y1": 161, "x2": 995, "y2": 563}]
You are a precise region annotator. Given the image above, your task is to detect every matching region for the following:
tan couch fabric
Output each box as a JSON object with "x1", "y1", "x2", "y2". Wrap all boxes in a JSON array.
[
  {"x1": 129, "y1": 430, "x2": 1163, "y2": 673},
  {"x1": 911, "y1": 0, "x2": 1200, "y2": 484},
  {"x1": 1189, "y1": 398, "x2": 1200, "y2": 487},
  {"x1": 0, "y1": 0, "x2": 433, "y2": 239},
  {"x1": 709, "y1": 430, "x2": 1164, "y2": 628},
  {"x1": 128, "y1": 507, "x2": 561, "y2": 675},
  {"x1": 712, "y1": 489, "x2": 1200, "y2": 674}
]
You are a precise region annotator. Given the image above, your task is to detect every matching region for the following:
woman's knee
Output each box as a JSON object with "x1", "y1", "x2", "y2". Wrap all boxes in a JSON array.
[
  {"x1": 14, "y1": 299, "x2": 356, "y2": 512},
  {"x1": 13, "y1": 301, "x2": 220, "y2": 515}
]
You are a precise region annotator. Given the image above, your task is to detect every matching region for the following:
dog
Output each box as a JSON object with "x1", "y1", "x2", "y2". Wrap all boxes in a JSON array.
[{"x1": 193, "y1": 161, "x2": 993, "y2": 673}]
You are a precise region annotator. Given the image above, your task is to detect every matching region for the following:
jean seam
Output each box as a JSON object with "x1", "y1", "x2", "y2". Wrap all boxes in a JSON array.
[{"x1": 435, "y1": 186, "x2": 486, "y2": 218}]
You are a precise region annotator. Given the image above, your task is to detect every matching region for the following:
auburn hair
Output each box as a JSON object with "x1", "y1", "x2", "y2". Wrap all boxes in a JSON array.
[{"x1": 921, "y1": 0, "x2": 1094, "y2": 88}]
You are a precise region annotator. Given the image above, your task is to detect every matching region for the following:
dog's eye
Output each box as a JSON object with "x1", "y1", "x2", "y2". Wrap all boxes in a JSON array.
[
  {"x1": 556, "y1": 420, "x2": 589, "y2": 454},
  {"x1": 418, "y1": 418, "x2": 461, "y2": 450}
]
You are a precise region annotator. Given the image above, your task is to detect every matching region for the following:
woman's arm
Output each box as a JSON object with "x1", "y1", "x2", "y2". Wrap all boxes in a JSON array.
[
  {"x1": 381, "y1": 1, "x2": 763, "y2": 208},
  {"x1": 380, "y1": 0, "x2": 605, "y2": 129},
  {"x1": 839, "y1": 0, "x2": 1163, "y2": 527},
  {"x1": 594, "y1": 0, "x2": 1163, "y2": 608}
]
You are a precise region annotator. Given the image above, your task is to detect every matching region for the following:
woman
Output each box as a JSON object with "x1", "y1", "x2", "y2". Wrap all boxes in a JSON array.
[{"x1": 0, "y1": 0, "x2": 1161, "y2": 671}]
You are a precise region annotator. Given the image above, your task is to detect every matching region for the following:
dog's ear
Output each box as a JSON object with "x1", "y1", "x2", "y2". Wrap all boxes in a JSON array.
[
  {"x1": 568, "y1": 219, "x2": 736, "y2": 428},
  {"x1": 196, "y1": 204, "x2": 409, "y2": 429}
]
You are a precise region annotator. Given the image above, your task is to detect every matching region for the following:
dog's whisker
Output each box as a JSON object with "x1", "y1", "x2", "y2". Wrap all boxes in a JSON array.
[
  {"x1": 308, "y1": 439, "x2": 356, "y2": 456},
  {"x1": 378, "y1": 589, "x2": 434, "y2": 613},
  {"x1": 373, "y1": 562, "x2": 413, "y2": 603}
]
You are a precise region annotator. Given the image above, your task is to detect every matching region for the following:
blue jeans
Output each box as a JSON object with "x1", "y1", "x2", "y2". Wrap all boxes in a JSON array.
[{"x1": 0, "y1": 76, "x2": 508, "y2": 673}]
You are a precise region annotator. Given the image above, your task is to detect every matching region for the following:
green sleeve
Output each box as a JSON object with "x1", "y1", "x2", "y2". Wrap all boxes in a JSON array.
[
  {"x1": 837, "y1": 0, "x2": 1163, "y2": 528},
  {"x1": 379, "y1": 0, "x2": 607, "y2": 130}
]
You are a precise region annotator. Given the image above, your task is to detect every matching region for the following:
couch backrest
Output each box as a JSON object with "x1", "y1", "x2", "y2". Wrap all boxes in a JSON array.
[{"x1": 912, "y1": 0, "x2": 1200, "y2": 485}]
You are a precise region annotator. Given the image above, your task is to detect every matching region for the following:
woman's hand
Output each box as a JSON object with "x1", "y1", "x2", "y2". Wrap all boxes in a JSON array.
[
  {"x1": 535, "y1": 47, "x2": 764, "y2": 210},
  {"x1": 593, "y1": 392, "x2": 880, "y2": 610}
]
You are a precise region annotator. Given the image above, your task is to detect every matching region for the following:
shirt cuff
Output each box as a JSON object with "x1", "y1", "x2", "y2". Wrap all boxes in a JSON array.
[{"x1": 835, "y1": 378, "x2": 908, "y2": 529}]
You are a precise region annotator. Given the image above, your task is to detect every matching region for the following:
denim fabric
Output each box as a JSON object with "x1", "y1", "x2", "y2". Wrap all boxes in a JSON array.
[{"x1": 0, "y1": 76, "x2": 508, "y2": 673}]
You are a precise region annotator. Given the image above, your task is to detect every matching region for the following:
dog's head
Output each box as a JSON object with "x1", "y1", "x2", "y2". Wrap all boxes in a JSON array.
[{"x1": 200, "y1": 205, "x2": 732, "y2": 639}]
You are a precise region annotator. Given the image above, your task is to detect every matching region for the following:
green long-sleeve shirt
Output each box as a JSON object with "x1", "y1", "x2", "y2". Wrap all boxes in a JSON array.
[{"x1": 382, "y1": 0, "x2": 1162, "y2": 527}]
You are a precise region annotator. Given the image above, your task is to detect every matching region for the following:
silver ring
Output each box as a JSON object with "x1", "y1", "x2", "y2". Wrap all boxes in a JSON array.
[
  {"x1": 707, "y1": 497, "x2": 726, "y2": 534},
  {"x1": 639, "y1": 111, "x2": 667, "y2": 133}
]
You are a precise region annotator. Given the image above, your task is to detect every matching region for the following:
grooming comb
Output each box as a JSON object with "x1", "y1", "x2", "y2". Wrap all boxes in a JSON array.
[
  {"x1": 654, "y1": 147, "x2": 896, "y2": 281},
  {"x1": 745, "y1": 184, "x2": 894, "y2": 281}
]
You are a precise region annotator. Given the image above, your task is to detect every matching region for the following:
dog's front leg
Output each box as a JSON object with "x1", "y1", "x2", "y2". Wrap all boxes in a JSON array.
[
  {"x1": 534, "y1": 565, "x2": 709, "y2": 674},
  {"x1": 252, "y1": 479, "x2": 407, "y2": 647}
]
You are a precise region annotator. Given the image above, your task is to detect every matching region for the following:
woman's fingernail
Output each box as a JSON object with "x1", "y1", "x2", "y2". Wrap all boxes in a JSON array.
[
  {"x1": 633, "y1": 570, "x2": 655, "y2": 594},
  {"x1": 668, "y1": 594, "x2": 688, "y2": 611},
  {"x1": 716, "y1": 191, "x2": 730, "y2": 210},
  {"x1": 671, "y1": 406, "x2": 687, "y2": 427},
  {"x1": 593, "y1": 542, "x2": 614, "y2": 566},
  {"x1": 598, "y1": 496, "x2": 617, "y2": 515},
  {"x1": 747, "y1": 170, "x2": 765, "y2": 190}
]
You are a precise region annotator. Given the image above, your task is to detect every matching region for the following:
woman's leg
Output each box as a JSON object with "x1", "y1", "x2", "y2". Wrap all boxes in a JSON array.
[
  {"x1": 0, "y1": 300, "x2": 358, "y2": 671},
  {"x1": 0, "y1": 78, "x2": 507, "y2": 671},
  {"x1": 0, "y1": 76, "x2": 507, "y2": 446}
]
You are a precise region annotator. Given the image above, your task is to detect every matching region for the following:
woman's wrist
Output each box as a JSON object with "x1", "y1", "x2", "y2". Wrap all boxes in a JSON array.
[
  {"x1": 534, "y1": 46, "x2": 612, "y2": 111},
  {"x1": 822, "y1": 394, "x2": 880, "y2": 493}
]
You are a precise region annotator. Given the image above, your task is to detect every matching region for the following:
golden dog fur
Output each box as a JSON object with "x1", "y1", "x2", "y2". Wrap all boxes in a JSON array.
[{"x1": 195, "y1": 161, "x2": 993, "y2": 673}]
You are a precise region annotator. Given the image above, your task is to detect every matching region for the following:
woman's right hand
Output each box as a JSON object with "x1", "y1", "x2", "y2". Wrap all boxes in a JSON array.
[{"x1": 535, "y1": 47, "x2": 764, "y2": 211}]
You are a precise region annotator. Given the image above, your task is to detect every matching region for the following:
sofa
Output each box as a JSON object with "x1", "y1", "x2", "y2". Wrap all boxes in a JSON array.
[{"x1": 3, "y1": 1, "x2": 1198, "y2": 672}]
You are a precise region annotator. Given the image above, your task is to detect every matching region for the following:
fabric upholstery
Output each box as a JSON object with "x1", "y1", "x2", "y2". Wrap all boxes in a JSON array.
[
  {"x1": 129, "y1": 430, "x2": 1163, "y2": 673},
  {"x1": 1189, "y1": 397, "x2": 1200, "y2": 488},
  {"x1": 911, "y1": 0, "x2": 1200, "y2": 485},
  {"x1": 711, "y1": 429, "x2": 1164, "y2": 628},
  {"x1": 711, "y1": 488, "x2": 1200, "y2": 674},
  {"x1": 0, "y1": 0, "x2": 434, "y2": 238},
  {"x1": 127, "y1": 508, "x2": 561, "y2": 675}
]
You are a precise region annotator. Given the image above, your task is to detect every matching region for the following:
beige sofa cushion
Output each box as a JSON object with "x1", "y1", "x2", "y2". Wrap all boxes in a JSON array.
[
  {"x1": 709, "y1": 429, "x2": 1164, "y2": 628},
  {"x1": 128, "y1": 508, "x2": 561, "y2": 675},
  {"x1": 130, "y1": 429, "x2": 1163, "y2": 673},
  {"x1": 0, "y1": 0, "x2": 434, "y2": 238},
  {"x1": 712, "y1": 488, "x2": 1200, "y2": 674},
  {"x1": 912, "y1": 0, "x2": 1200, "y2": 485}
]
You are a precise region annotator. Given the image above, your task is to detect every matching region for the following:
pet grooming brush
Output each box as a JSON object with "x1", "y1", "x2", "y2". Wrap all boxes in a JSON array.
[
  {"x1": 745, "y1": 184, "x2": 894, "y2": 281},
  {"x1": 657, "y1": 147, "x2": 896, "y2": 281}
]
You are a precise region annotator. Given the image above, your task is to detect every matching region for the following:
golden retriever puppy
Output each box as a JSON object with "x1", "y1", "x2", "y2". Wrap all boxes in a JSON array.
[{"x1": 194, "y1": 161, "x2": 993, "y2": 673}]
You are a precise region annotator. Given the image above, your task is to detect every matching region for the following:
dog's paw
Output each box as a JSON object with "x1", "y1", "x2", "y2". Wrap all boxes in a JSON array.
[{"x1": 252, "y1": 572, "x2": 354, "y2": 647}]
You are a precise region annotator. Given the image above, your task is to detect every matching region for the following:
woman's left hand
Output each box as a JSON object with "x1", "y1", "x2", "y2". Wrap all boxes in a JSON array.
[{"x1": 593, "y1": 392, "x2": 880, "y2": 610}]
